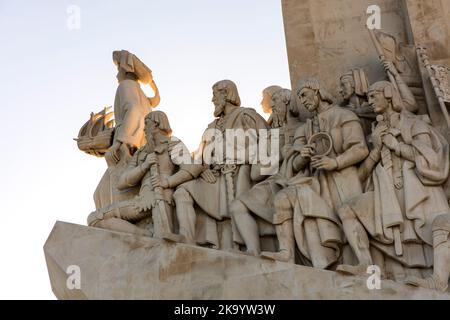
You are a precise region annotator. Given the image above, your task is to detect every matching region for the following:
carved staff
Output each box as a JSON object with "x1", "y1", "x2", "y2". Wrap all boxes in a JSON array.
[
  {"x1": 379, "y1": 130, "x2": 403, "y2": 256},
  {"x1": 368, "y1": 32, "x2": 416, "y2": 255},
  {"x1": 149, "y1": 152, "x2": 172, "y2": 238},
  {"x1": 368, "y1": 29, "x2": 401, "y2": 95},
  {"x1": 221, "y1": 163, "x2": 244, "y2": 247}
]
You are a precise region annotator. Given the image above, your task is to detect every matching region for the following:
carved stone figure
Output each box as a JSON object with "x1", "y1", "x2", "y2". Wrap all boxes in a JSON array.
[
  {"x1": 230, "y1": 86, "x2": 301, "y2": 256},
  {"x1": 261, "y1": 86, "x2": 299, "y2": 122},
  {"x1": 260, "y1": 77, "x2": 369, "y2": 268},
  {"x1": 261, "y1": 86, "x2": 301, "y2": 151},
  {"x1": 338, "y1": 56, "x2": 419, "y2": 142},
  {"x1": 380, "y1": 59, "x2": 419, "y2": 115},
  {"x1": 55, "y1": 2, "x2": 450, "y2": 299},
  {"x1": 88, "y1": 111, "x2": 197, "y2": 238},
  {"x1": 339, "y1": 68, "x2": 375, "y2": 138},
  {"x1": 371, "y1": 29, "x2": 431, "y2": 111},
  {"x1": 272, "y1": 88, "x2": 302, "y2": 148},
  {"x1": 94, "y1": 50, "x2": 161, "y2": 211},
  {"x1": 261, "y1": 85, "x2": 282, "y2": 116},
  {"x1": 336, "y1": 80, "x2": 450, "y2": 281},
  {"x1": 405, "y1": 213, "x2": 450, "y2": 292},
  {"x1": 172, "y1": 80, "x2": 269, "y2": 249}
]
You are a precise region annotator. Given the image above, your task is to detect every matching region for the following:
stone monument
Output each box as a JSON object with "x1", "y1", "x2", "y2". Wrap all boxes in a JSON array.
[{"x1": 45, "y1": 0, "x2": 450, "y2": 299}]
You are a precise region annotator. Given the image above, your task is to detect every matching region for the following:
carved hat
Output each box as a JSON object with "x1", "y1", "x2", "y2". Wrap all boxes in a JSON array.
[
  {"x1": 113, "y1": 50, "x2": 153, "y2": 85},
  {"x1": 368, "y1": 81, "x2": 403, "y2": 112},
  {"x1": 340, "y1": 68, "x2": 370, "y2": 97}
]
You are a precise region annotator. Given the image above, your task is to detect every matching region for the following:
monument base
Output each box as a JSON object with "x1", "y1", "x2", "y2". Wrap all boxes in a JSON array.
[{"x1": 44, "y1": 221, "x2": 450, "y2": 299}]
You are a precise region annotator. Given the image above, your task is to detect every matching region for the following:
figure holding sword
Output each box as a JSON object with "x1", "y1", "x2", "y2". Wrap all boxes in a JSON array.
[{"x1": 87, "y1": 111, "x2": 201, "y2": 240}]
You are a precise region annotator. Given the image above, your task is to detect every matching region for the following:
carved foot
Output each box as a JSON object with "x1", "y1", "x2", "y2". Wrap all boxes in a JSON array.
[
  {"x1": 180, "y1": 236, "x2": 197, "y2": 246},
  {"x1": 336, "y1": 264, "x2": 369, "y2": 276},
  {"x1": 404, "y1": 275, "x2": 449, "y2": 292},
  {"x1": 260, "y1": 250, "x2": 293, "y2": 263},
  {"x1": 161, "y1": 232, "x2": 185, "y2": 243},
  {"x1": 226, "y1": 248, "x2": 256, "y2": 257}
]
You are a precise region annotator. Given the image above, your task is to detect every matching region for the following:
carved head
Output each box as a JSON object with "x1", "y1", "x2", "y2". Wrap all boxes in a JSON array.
[
  {"x1": 113, "y1": 50, "x2": 153, "y2": 84},
  {"x1": 261, "y1": 86, "x2": 282, "y2": 114},
  {"x1": 212, "y1": 80, "x2": 241, "y2": 117},
  {"x1": 271, "y1": 89, "x2": 292, "y2": 127},
  {"x1": 339, "y1": 73, "x2": 355, "y2": 101},
  {"x1": 339, "y1": 69, "x2": 369, "y2": 102},
  {"x1": 296, "y1": 77, "x2": 334, "y2": 113},
  {"x1": 368, "y1": 81, "x2": 402, "y2": 115},
  {"x1": 144, "y1": 111, "x2": 172, "y2": 139}
]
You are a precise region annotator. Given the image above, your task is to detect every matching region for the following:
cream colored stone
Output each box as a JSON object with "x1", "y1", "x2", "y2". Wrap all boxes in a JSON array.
[
  {"x1": 44, "y1": 222, "x2": 450, "y2": 299},
  {"x1": 65, "y1": 1, "x2": 450, "y2": 298}
]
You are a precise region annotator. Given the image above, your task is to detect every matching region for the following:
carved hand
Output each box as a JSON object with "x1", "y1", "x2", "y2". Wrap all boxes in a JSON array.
[
  {"x1": 382, "y1": 60, "x2": 399, "y2": 77},
  {"x1": 382, "y1": 133, "x2": 399, "y2": 151},
  {"x1": 310, "y1": 155, "x2": 338, "y2": 171},
  {"x1": 142, "y1": 153, "x2": 158, "y2": 170},
  {"x1": 300, "y1": 144, "x2": 315, "y2": 159},
  {"x1": 371, "y1": 124, "x2": 388, "y2": 151},
  {"x1": 200, "y1": 169, "x2": 217, "y2": 184},
  {"x1": 151, "y1": 175, "x2": 169, "y2": 189},
  {"x1": 105, "y1": 142, "x2": 122, "y2": 166}
]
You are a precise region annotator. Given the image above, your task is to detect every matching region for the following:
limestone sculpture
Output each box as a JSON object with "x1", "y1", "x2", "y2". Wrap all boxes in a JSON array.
[
  {"x1": 94, "y1": 50, "x2": 160, "y2": 212},
  {"x1": 231, "y1": 86, "x2": 301, "y2": 256},
  {"x1": 70, "y1": 32, "x2": 450, "y2": 296},
  {"x1": 338, "y1": 68, "x2": 375, "y2": 138},
  {"x1": 87, "y1": 111, "x2": 197, "y2": 240},
  {"x1": 336, "y1": 80, "x2": 450, "y2": 281},
  {"x1": 260, "y1": 78, "x2": 369, "y2": 268},
  {"x1": 172, "y1": 80, "x2": 269, "y2": 249},
  {"x1": 405, "y1": 213, "x2": 450, "y2": 292}
]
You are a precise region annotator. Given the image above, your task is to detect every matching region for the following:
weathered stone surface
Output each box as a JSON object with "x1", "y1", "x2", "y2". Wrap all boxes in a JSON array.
[
  {"x1": 44, "y1": 221, "x2": 450, "y2": 299},
  {"x1": 406, "y1": 0, "x2": 450, "y2": 66},
  {"x1": 406, "y1": 0, "x2": 450, "y2": 140},
  {"x1": 281, "y1": 0, "x2": 412, "y2": 96}
]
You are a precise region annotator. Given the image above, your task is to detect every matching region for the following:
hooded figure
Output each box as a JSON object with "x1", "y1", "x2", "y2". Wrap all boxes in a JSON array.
[{"x1": 93, "y1": 50, "x2": 161, "y2": 211}]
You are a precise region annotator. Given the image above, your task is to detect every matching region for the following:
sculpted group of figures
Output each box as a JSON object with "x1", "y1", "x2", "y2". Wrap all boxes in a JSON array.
[{"x1": 79, "y1": 49, "x2": 450, "y2": 292}]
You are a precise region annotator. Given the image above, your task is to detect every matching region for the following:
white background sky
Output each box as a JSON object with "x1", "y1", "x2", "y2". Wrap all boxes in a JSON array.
[{"x1": 0, "y1": 0, "x2": 290, "y2": 299}]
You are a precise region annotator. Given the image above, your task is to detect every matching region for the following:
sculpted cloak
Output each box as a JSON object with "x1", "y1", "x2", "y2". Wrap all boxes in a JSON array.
[
  {"x1": 274, "y1": 105, "x2": 368, "y2": 268},
  {"x1": 346, "y1": 111, "x2": 450, "y2": 275}
]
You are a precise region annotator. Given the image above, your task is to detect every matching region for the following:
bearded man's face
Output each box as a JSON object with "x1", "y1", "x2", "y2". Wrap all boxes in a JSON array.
[{"x1": 212, "y1": 88, "x2": 227, "y2": 117}]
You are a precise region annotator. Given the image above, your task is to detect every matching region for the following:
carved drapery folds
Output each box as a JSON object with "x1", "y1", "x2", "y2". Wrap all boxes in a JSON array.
[{"x1": 75, "y1": 39, "x2": 450, "y2": 293}]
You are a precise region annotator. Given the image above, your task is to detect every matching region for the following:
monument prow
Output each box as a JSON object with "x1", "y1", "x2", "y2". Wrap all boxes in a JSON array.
[{"x1": 44, "y1": 221, "x2": 450, "y2": 300}]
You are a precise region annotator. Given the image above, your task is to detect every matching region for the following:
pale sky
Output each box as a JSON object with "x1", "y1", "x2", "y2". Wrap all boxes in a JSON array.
[{"x1": 0, "y1": 0, "x2": 290, "y2": 299}]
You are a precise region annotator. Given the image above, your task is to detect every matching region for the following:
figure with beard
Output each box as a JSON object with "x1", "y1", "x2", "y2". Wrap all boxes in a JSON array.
[
  {"x1": 87, "y1": 111, "x2": 199, "y2": 238},
  {"x1": 260, "y1": 77, "x2": 369, "y2": 268},
  {"x1": 230, "y1": 86, "x2": 302, "y2": 257},
  {"x1": 172, "y1": 80, "x2": 269, "y2": 249}
]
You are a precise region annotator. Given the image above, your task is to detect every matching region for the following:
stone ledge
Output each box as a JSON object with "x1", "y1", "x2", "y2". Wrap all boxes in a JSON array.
[{"x1": 44, "y1": 221, "x2": 450, "y2": 299}]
